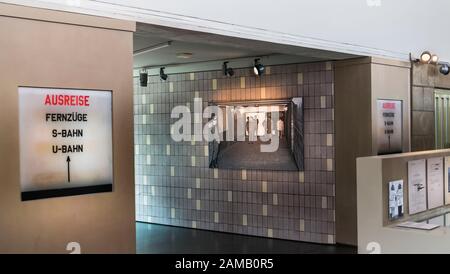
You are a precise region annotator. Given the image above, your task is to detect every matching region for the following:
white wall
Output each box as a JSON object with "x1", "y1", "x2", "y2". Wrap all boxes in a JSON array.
[{"x1": 4, "y1": 0, "x2": 450, "y2": 61}]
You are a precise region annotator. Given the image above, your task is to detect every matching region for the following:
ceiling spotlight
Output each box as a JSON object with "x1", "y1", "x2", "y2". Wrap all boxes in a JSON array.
[
  {"x1": 160, "y1": 67, "x2": 168, "y2": 81},
  {"x1": 440, "y1": 63, "x2": 450, "y2": 75},
  {"x1": 139, "y1": 70, "x2": 148, "y2": 87},
  {"x1": 431, "y1": 54, "x2": 439, "y2": 64},
  {"x1": 253, "y1": 58, "x2": 265, "y2": 76},
  {"x1": 420, "y1": 51, "x2": 432, "y2": 63},
  {"x1": 223, "y1": 61, "x2": 234, "y2": 77}
]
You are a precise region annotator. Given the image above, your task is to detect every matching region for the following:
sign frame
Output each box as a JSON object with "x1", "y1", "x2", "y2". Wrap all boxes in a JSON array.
[{"x1": 18, "y1": 85, "x2": 114, "y2": 201}]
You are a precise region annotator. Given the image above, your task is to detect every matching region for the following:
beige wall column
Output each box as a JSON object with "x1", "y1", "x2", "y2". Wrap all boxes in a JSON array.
[
  {"x1": 0, "y1": 4, "x2": 136, "y2": 253},
  {"x1": 335, "y1": 57, "x2": 410, "y2": 246}
]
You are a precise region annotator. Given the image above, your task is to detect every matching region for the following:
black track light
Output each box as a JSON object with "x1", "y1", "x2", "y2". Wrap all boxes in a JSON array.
[
  {"x1": 223, "y1": 61, "x2": 234, "y2": 77},
  {"x1": 440, "y1": 63, "x2": 450, "y2": 75},
  {"x1": 253, "y1": 58, "x2": 265, "y2": 76},
  {"x1": 139, "y1": 70, "x2": 148, "y2": 87},
  {"x1": 160, "y1": 67, "x2": 168, "y2": 81}
]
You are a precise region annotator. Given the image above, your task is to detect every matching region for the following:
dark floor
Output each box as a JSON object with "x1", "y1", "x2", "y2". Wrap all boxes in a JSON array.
[{"x1": 136, "y1": 222, "x2": 356, "y2": 254}]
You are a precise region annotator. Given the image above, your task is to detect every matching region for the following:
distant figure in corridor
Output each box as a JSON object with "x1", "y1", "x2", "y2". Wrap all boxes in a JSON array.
[{"x1": 277, "y1": 117, "x2": 284, "y2": 138}]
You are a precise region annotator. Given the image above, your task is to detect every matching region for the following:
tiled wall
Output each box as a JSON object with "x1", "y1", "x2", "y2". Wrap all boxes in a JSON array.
[{"x1": 134, "y1": 61, "x2": 336, "y2": 244}]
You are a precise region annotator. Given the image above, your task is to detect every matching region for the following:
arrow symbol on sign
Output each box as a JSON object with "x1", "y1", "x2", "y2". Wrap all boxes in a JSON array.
[{"x1": 66, "y1": 156, "x2": 71, "y2": 183}]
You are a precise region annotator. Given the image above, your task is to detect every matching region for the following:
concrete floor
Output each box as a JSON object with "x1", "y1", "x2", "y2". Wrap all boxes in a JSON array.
[
  {"x1": 136, "y1": 222, "x2": 356, "y2": 254},
  {"x1": 217, "y1": 139, "x2": 298, "y2": 171}
]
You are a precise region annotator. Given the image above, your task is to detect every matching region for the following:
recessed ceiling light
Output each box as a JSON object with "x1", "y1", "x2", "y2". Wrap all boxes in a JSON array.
[{"x1": 176, "y1": 52, "x2": 193, "y2": 59}]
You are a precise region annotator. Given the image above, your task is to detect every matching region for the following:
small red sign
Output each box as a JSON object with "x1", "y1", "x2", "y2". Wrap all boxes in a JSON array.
[{"x1": 383, "y1": 102, "x2": 396, "y2": 109}]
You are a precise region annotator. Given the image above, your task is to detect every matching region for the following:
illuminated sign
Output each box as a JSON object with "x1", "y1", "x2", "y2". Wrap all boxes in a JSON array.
[
  {"x1": 18, "y1": 87, "x2": 113, "y2": 201},
  {"x1": 376, "y1": 99, "x2": 402, "y2": 155}
]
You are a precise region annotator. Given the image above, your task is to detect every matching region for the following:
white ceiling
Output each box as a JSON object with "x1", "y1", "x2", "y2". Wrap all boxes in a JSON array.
[{"x1": 133, "y1": 23, "x2": 357, "y2": 69}]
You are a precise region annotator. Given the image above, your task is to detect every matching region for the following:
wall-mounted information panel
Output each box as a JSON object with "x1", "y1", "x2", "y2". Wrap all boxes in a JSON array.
[
  {"x1": 18, "y1": 87, "x2": 113, "y2": 201},
  {"x1": 407, "y1": 159, "x2": 427, "y2": 215},
  {"x1": 376, "y1": 99, "x2": 403, "y2": 155}
]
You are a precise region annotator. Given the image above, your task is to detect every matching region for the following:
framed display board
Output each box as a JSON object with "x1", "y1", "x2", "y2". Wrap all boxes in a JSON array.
[
  {"x1": 445, "y1": 156, "x2": 450, "y2": 205},
  {"x1": 427, "y1": 157, "x2": 444, "y2": 209},
  {"x1": 407, "y1": 159, "x2": 427, "y2": 214},
  {"x1": 18, "y1": 86, "x2": 113, "y2": 201}
]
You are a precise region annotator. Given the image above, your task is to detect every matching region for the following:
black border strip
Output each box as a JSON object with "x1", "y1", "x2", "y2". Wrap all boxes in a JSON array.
[{"x1": 21, "y1": 184, "x2": 112, "y2": 201}]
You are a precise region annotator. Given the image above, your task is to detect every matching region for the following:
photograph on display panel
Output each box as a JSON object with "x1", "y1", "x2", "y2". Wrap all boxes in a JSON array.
[{"x1": 389, "y1": 180, "x2": 404, "y2": 220}]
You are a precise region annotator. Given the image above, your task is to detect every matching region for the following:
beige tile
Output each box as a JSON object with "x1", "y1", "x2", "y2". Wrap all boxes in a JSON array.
[
  {"x1": 142, "y1": 115, "x2": 146, "y2": 125},
  {"x1": 146, "y1": 135, "x2": 151, "y2": 145},
  {"x1": 187, "y1": 188, "x2": 192, "y2": 199},
  {"x1": 151, "y1": 186, "x2": 155, "y2": 196},
  {"x1": 297, "y1": 73, "x2": 304, "y2": 85},
  {"x1": 191, "y1": 156, "x2": 196, "y2": 167},
  {"x1": 192, "y1": 221, "x2": 197, "y2": 228},
  {"x1": 228, "y1": 191, "x2": 233, "y2": 202},
  {"x1": 204, "y1": 146, "x2": 209, "y2": 157},
  {"x1": 327, "y1": 159, "x2": 333, "y2": 171},
  {"x1": 166, "y1": 145, "x2": 171, "y2": 155},
  {"x1": 266, "y1": 66, "x2": 271, "y2": 75},
  {"x1": 326, "y1": 61, "x2": 332, "y2": 71},
  {"x1": 169, "y1": 82, "x2": 174, "y2": 92},
  {"x1": 322, "y1": 197, "x2": 327, "y2": 209},
  {"x1": 267, "y1": 229, "x2": 273, "y2": 238},
  {"x1": 262, "y1": 181, "x2": 267, "y2": 193},
  {"x1": 196, "y1": 178, "x2": 201, "y2": 188},
  {"x1": 320, "y1": 96, "x2": 326, "y2": 108},
  {"x1": 143, "y1": 175, "x2": 147, "y2": 185},
  {"x1": 190, "y1": 72, "x2": 195, "y2": 81},
  {"x1": 299, "y1": 172, "x2": 305, "y2": 183},
  {"x1": 214, "y1": 212, "x2": 219, "y2": 223},
  {"x1": 214, "y1": 169, "x2": 219, "y2": 179},
  {"x1": 150, "y1": 104, "x2": 154, "y2": 114},
  {"x1": 171, "y1": 166, "x2": 175, "y2": 177},
  {"x1": 273, "y1": 194, "x2": 278, "y2": 205},
  {"x1": 242, "y1": 169, "x2": 247, "y2": 180},
  {"x1": 326, "y1": 134, "x2": 333, "y2": 146},
  {"x1": 142, "y1": 94, "x2": 146, "y2": 104},
  {"x1": 240, "y1": 77, "x2": 246, "y2": 89},
  {"x1": 300, "y1": 219, "x2": 305, "y2": 232},
  {"x1": 171, "y1": 208, "x2": 176, "y2": 218},
  {"x1": 146, "y1": 155, "x2": 151, "y2": 165},
  {"x1": 196, "y1": 199, "x2": 201, "y2": 210},
  {"x1": 262, "y1": 205, "x2": 268, "y2": 216},
  {"x1": 212, "y1": 79, "x2": 217, "y2": 90},
  {"x1": 328, "y1": 235, "x2": 334, "y2": 244},
  {"x1": 242, "y1": 214, "x2": 248, "y2": 226}
]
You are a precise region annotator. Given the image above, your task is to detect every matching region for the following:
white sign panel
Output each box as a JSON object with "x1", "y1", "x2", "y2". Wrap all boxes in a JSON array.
[
  {"x1": 18, "y1": 87, "x2": 113, "y2": 200},
  {"x1": 408, "y1": 159, "x2": 427, "y2": 214},
  {"x1": 427, "y1": 157, "x2": 444, "y2": 209},
  {"x1": 376, "y1": 99, "x2": 402, "y2": 155}
]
